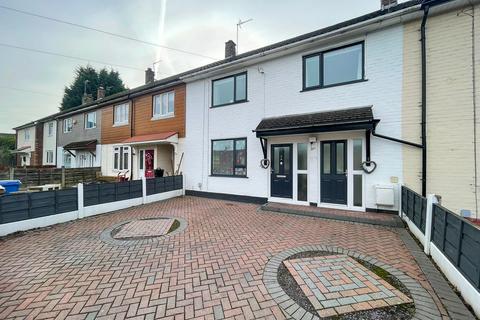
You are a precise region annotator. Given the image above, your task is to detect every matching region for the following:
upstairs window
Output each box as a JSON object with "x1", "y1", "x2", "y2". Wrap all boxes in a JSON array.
[
  {"x1": 212, "y1": 72, "x2": 247, "y2": 107},
  {"x1": 153, "y1": 91, "x2": 175, "y2": 118},
  {"x1": 114, "y1": 103, "x2": 129, "y2": 125},
  {"x1": 303, "y1": 42, "x2": 364, "y2": 90},
  {"x1": 48, "y1": 122, "x2": 54, "y2": 136},
  {"x1": 64, "y1": 118, "x2": 73, "y2": 133},
  {"x1": 211, "y1": 138, "x2": 247, "y2": 177},
  {"x1": 85, "y1": 112, "x2": 97, "y2": 129},
  {"x1": 24, "y1": 129, "x2": 30, "y2": 141}
]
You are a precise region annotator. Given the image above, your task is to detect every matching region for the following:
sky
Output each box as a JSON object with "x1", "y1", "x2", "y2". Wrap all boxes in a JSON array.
[{"x1": 0, "y1": 0, "x2": 406, "y2": 133}]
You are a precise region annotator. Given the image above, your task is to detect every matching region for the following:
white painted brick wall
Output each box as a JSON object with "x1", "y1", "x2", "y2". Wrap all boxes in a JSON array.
[{"x1": 185, "y1": 25, "x2": 404, "y2": 209}]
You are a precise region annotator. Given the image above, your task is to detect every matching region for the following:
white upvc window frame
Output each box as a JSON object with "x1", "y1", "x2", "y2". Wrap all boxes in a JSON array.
[
  {"x1": 24, "y1": 128, "x2": 30, "y2": 141},
  {"x1": 113, "y1": 146, "x2": 130, "y2": 171},
  {"x1": 114, "y1": 103, "x2": 129, "y2": 126},
  {"x1": 64, "y1": 118, "x2": 73, "y2": 133},
  {"x1": 48, "y1": 122, "x2": 54, "y2": 137},
  {"x1": 152, "y1": 91, "x2": 175, "y2": 119},
  {"x1": 45, "y1": 150, "x2": 54, "y2": 164},
  {"x1": 85, "y1": 111, "x2": 97, "y2": 129}
]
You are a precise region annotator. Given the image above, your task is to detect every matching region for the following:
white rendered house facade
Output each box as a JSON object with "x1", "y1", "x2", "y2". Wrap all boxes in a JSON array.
[{"x1": 183, "y1": 20, "x2": 408, "y2": 212}]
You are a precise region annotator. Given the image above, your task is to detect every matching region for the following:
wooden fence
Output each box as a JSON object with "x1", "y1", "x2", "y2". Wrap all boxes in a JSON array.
[
  {"x1": 0, "y1": 167, "x2": 100, "y2": 187},
  {"x1": 84, "y1": 180, "x2": 143, "y2": 207},
  {"x1": 0, "y1": 188, "x2": 78, "y2": 224},
  {"x1": 432, "y1": 204, "x2": 480, "y2": 292},
  {"x1": 146, "y1": 176, "x2": 183, "y2": 195},
  {"x1": 401, "y1": 186, "x2": 427, "y2": 233}
]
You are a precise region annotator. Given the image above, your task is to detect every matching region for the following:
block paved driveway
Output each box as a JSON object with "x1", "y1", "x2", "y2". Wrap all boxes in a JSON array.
[{"x1": 0, "y1": 196, "x2": 445, "y2": 319}]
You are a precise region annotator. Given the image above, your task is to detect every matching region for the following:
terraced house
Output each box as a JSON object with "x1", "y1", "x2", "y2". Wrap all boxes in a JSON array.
[
  {"x1": 12, "y1": 114, "x2": 57, "y2": 167},
  {"x1": 182, "y1": 0, "x2": 423, "y2": 212},
  {"x1": 402, "y1": 0, "x2": 480, "y2": 218},
  {"x1": 100, "y1": 69, "x2": 186, "y2": 179},
  {"x1": 56, "y1": 91, "x2": 103, "y2": 169},
  {"x1": 10, "y1": 0, "x2": 480, "y2": 218}
]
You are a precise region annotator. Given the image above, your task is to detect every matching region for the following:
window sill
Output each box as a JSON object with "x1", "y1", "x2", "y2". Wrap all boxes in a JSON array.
[
  {"x1": 211, "y1": 100, "x2": 249, "y2": 109},
  {"x1": 209, "y1": 175, "x2": 248, "y2": 179},
  {"x1": 301, "y1": 79, "x2": 368, "y2": 92},
  {"x1": 113, "y1": 123, "x2": 129, "y2": 127},
  {"x1": 151, "y1": 114, "x2": 174, "y2": 121},
  {"x1": 85, "y1": 127, "x2": 96, "y2": 130}
]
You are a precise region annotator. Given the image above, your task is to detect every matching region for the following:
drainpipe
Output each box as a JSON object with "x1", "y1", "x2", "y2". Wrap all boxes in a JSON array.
[
  {"x1": 129, "y1": 95, "x2": 134, "y2": 180},
  {"x1": 420, "y1": 3, "x2": 430, "y2": 197}
]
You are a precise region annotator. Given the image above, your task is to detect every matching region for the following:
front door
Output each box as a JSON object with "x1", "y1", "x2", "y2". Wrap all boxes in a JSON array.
[
  {"x1": 321, "y1": 140, "x2": 347, "y2": 205},
  {"x1": 142, "y1": 149, "x2": 155, "y2": 178},
  {"x1": 271, "y1": 144, "x2": 293, "y2": 198}
]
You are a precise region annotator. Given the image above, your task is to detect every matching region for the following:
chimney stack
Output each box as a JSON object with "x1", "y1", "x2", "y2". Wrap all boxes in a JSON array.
[
  {"x1": 97, "y1": 86, "x2": 106, "y2": 100},
  {"x1": 82, "y1": 93, "x2": 94, "y2": 104},
  {"x1": 225, "y1": 40, "x2": 236, "y2": 59},
  {"x1": 145, "y1": 68, "x2": 155, "y2": 84},
  {"x1": 381, "y1": 0, "x2": 397, "y2": 9}
]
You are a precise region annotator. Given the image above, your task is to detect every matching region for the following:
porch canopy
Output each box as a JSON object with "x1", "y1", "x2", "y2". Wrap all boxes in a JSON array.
[
  {"x1": 64, "y1": 140, "x2": 97, "y2": 151},
  {"x1": 122, "y1": 131, "x2": 178, "y2": 146},
  {"x1": 10, "y1": 146, "x2": 31, "y2": 154},
  {"x1": 254, "y1": 106, "x2": 378, "y2": 137}
]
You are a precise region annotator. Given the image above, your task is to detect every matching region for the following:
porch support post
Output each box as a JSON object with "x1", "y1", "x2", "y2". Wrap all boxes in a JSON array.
[
  {"x1": 259, "y1": 137, "x2": 268, "y2": 159},
  {"x1": 424, "y1": 194, "x2": 438, "y2": 255}
]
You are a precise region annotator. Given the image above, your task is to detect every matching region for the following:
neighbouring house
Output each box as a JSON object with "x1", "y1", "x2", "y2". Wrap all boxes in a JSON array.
[
  {"x1": 100, "y1": 69, "x2": 185, "y2": 180},
  {"x1": 55, "y1": 92, "x2": 102, "y2": 169},
  {"x1": 402, "y1": 0, "x2": 480, "y2": 217},
  {"x1": 12, "y1": 121, "x2": 43, "y2": 167},
  {"x1": 181, "y1": 0, "x2": 431, "y2": 212}
]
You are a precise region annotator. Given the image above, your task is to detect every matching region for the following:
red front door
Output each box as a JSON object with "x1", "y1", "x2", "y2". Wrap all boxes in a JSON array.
[{"x1": 145, "y1": 149, "x2": 154, "y2": 178}]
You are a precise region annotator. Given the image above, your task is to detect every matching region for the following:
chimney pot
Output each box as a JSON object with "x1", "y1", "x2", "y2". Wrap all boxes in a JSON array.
[
  {"x1": 97, "y1": 86, "x2": 106, "y2": 100},
  {"x1": 225, "y1": 40, "x2": 236, "y2": 59},
  {"x1": 381, "y1": 0, "x2": 397, "y2": 9},
  {"x1": 145, "y1": 68, "x2": 155, "y2": 84}
]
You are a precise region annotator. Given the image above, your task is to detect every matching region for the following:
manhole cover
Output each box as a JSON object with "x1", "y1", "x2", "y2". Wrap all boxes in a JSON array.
[
  {"x1": 100, "y1": 216, "x2": 187, "y2": 246},
  {"x1": 113, "y1": 218, "x2": 176, "y2": 239},
  {"x1": 284, "y1": 255, "x2": 412, "y2": 318},
  {"x1": 263, "y1": 246, "x2": 443, "y2": 320}
]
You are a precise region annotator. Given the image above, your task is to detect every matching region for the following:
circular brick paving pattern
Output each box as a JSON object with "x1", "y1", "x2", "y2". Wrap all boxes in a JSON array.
[
  {"x1": 264, "y1": 245, "x2": 442, "y2": 320},
  {"x1": 100, "y1": 216, "x2": 187, "y2": 246}
]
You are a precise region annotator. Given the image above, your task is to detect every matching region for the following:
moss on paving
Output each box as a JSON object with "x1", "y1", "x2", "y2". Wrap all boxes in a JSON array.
[{"x1": 277, "y1": 251, "x2": 415, "y2": 319}]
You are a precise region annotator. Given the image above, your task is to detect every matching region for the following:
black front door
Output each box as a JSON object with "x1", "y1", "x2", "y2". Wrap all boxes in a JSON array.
[
  {"x1": 271, "y1": 144, "x2": 293, "y2": 198},
  {"x1": 321, "y1": 140, "x2": 347, "y2": 205}
]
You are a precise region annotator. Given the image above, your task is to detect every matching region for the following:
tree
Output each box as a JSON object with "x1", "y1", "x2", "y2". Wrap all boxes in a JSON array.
[
  {"x1": 0, "y1": 134, "x2": 15, "y2": 168},
  {"x1": 60, "y1": 66, "x2": 127, "y2": 111}
]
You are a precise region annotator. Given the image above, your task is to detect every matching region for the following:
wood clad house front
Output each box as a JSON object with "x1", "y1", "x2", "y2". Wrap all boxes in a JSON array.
[{"x1": 100, "y1": 79, "x2": 186, "y2": 179}]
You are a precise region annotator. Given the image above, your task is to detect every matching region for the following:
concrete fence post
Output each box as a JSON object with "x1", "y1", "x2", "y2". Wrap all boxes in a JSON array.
[
  {"x1": 424, "y1": 194, "x2": 438, "y2": 255},
  {"x1": 142, "y1": 176, "x2": 147, "y2": 204},
  {"x1": 77, "y1": 183, "x2": 85, "y2": 219},
  {"x1": 61, "y1": 167, "x2": 66, "y2": 188},
  {"x1": 182, "y1": 174, "x2": 186, "y2": 196},
  {"x1": 398, "y1": 183, "x2": 403, "y2": 218},
  {"x1": 9, "y1": 167, "x2": 14, "y2": 180}
]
